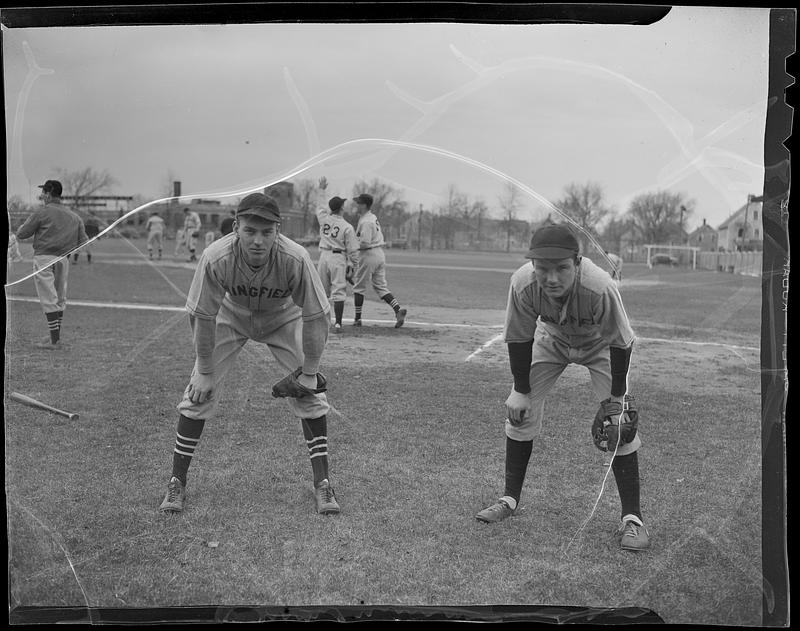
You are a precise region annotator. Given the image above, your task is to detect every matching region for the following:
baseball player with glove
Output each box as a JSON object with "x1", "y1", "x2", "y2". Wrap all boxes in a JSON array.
[
  {"x1": 183, "y1": 207, "x2": 202, "y2": 262},
  {"x1": 476, "y1": 224, "x2": 649, "y2": 551},
  {"x1": 350, "y1": 192, "x2": 407, "y2": 328},
  {"x1": 158, "y1": 192, "x2": 340, "y2": 516},
  {"x1": 316, "y1": 177, "x2": 359, "y2": 332}
]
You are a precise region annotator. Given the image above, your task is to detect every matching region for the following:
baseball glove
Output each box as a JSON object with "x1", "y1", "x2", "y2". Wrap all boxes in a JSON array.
[
  {"x1": 191, "y1": 231, "x2": 201, "y2": 238},
  {"x1": 271, "y1": 367, "x2": 327, "y2": 398},
  {"x1": 591, "y1": 394, "x2": 638, "y2": 452},
  {"x1": 346, "y1": 265, "x2": 354, "y2": 285}
]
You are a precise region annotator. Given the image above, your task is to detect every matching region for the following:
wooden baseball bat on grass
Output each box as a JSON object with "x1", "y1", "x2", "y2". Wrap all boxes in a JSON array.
[{"x1": 9, "y1": 392, "x2": 79, "y2": 420}]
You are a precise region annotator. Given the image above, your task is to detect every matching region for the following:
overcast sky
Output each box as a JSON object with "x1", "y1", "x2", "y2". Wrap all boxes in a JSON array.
[{"x1": 4, "y1": 6, "x2": 771, "y2": 230}]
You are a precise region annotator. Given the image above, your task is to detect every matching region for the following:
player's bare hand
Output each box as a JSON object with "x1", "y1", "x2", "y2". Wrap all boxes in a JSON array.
[
  {"x1": 505, "y1": 389, "x2": 532, "y2": 425},
  {"x1": 318, "y1": 177, "x2": 328, "y2": 191},
  {"x1": 188, "y1": 372, "x2": 214, "y2": 404}
]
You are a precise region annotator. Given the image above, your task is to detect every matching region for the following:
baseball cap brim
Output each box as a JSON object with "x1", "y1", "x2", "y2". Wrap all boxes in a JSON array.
[
  {"x1": 525, "y1": 245, "x2": 578, "y2": 260},
  {"x1": 237, "y1": 207, "x2": 280, "y2": 222}
]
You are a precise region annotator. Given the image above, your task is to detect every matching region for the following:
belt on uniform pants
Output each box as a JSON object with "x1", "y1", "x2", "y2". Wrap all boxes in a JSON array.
[{"x1": 321, "y1": 247, "x2": 345, "y2": 254}]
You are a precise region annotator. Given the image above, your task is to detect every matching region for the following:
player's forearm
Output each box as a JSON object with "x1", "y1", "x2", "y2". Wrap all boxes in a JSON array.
[
  {"x1": 507, "y1": 341, "x2": 534, "y2": 394},
  {"x1": 301, "y1": 316, "x2": 329, "y2": 374},
  {"x1": 16, "y1": 221, "x2": 36, "y2": 240},
  {"x1": 189, "y1": 315, "x2": 216, "y2": 374},
  {"x1": 609, "y1": 344, "x2": 633, "y2": 397}
]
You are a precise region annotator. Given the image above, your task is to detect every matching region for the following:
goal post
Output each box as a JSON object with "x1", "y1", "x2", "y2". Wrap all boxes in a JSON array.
[{"x1": 645, "y1": 244, "x2": 700, "y2": 269}]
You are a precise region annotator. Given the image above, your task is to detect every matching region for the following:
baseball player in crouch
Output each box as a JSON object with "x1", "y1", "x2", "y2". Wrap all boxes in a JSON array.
[
  {"x1": 316, "y1": 178, "x2": 359, "y2": 332},
  {"x1": 15, "y1": 179, "x2": 88, "y2": 348},
  {"x1": 158, "y1": 192, "x2": 340, "y2": 516},
  {"x1": 351, "y1": 193, "x2": 407, "y2": 328},
  {"x1": 476, "y1": 224, "x2": 649, "y2": 551}
]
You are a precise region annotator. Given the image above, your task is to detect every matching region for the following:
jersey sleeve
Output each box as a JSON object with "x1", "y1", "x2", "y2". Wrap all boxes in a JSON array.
[
  {"x1": 596, "y1": 284, "x2": 635, "y2": 348},
  {"x1": 289, "y1": 252, "x2": 331, "y2": 321},
  {"x1": 184, "y1": 252, "x2": 227, "y2": 319},
  {"x1": 503, "y1": 279, "x2": 539, "y2": 343},
  {"x1": 15, "y1": 210, "x2": 41, "y2": 240}
]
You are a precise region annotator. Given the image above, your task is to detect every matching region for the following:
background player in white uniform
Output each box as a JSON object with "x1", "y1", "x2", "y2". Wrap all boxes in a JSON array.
[
  {"x1": 145, "y1": 211, "x2": 165, "y2": 259},
  {"x1": 15, "y1": 179, "x2": 88, "y2": 349},
  {"x1": 316, "y1": 178, "x2": 359, "y2": 332},
  {"x1": 158, "y1": 193, "x2": 340, "y2": 516},
  {"x1": 476, "y1": 224, "x2": 649, "y2": 551},
  {"x1": 351, "y1": 193, "x2": 407, "y2": 328},
  {"x1": 183, "y1": 207, "x2": 202, "y2": 262}
]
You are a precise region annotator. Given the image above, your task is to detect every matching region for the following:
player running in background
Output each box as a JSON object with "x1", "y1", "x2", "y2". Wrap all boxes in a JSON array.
[
  {"x1": 350, "y1": 192, "x2": 407, "y2": 328},
  {"x1": 15, "y1": 179, "x2": 88, "y2": 349},
  {"x1": 158, "y1": 192, "x2": 340, "y2": 516},
  {"x1": 183, "y1": 207, "x2": 202, "y2": 262},
  {"x1": 476, "y1": 223, "x2": 649, "y2": 551},
  {"x1": 145, "y1": 211, "x2": 166, "y2": 259},
  {"x1": 316, "y1": 177, "x2": 358, "y2": 332}
]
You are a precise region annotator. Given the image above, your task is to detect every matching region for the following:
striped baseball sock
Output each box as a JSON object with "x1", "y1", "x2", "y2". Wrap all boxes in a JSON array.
[
  {"x1": 612, "y1": 451, "x2": 642, "y2": 520},
  {"x1": 171, "y1": 414, "x2": 206, "y2": 485},
  {"x1": 45, "y1": 312, "x2": 60, "y2": 344},
  {"x1": 333, "y1": 300, "x2": 344, "y2": 326},
  {"x1": 354, "y1": 293, "x2": 364, "y2": 321},
  {"x1": 57, "y1": 310, "x2": 64, "y2": 333},
  {"x1": 301, "y1": 415, "x2": 329, "y2": 486},
  {"x1": 381, "y1": 292, "x2": 401, "y2": 313},
  {"x1": 503, "y1": 437, "x2": 533, "y2": 507}
]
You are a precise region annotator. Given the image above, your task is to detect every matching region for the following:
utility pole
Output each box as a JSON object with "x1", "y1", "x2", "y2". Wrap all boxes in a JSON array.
[
  {"x1": 417, "y1": 203, "x2": 422, "y2": 252},
  {"x1": 679, "y1": 205, "x2": 686, "y2": 244}
]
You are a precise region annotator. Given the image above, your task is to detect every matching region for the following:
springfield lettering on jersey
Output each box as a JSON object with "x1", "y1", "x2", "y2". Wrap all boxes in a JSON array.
[{"x1": 225, "y1": 284, "x2": 292, "y2": 299}]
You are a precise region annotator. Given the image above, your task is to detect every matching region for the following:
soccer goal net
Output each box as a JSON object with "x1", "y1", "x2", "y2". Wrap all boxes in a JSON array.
[{"x1": 645, "y1": 244, "x2": 700, "y2": 269}]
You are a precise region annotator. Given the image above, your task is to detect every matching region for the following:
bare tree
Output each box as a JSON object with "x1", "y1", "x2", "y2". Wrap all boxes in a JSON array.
[
  {"x1": 627, "y1": 191, "x2": 694, "y2": 244},
  {"x1": 498, "y1": 181, "x2": 522, "y2": 252},
  {"x1": 293, "y1": 178, "x2": 322, "y2": 236},
  {"x1": 56, "y1": 167, "x2": 118, "y2": 210},
  {"x1": 554, "y1": 182, "x2": 612, "y2": 241},
  {"x1": 471, "y1": 197, "x2": 488, "y2": 249},
  {"x1": 350, "y1": 178, "x2": 409, "y2": 240},
  {"x1": 600, "y1": 214, "x2": 634, "y2": 253}
]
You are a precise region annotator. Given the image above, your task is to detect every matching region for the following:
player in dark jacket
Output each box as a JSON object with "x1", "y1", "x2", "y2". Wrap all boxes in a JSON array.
[{"x1": 16, "y1": 180, "x2": 88, "y2": 348}]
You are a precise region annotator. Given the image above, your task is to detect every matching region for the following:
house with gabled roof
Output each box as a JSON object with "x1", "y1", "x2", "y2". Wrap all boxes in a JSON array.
[{"x1": 717, "y1": 195, "x2": 763, "y2": 252}]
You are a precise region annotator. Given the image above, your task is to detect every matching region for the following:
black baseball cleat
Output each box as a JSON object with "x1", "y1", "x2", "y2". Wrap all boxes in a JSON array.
[
  {"x1": 476, "y1": 499, "x2": 515, "y2": 523},
  {"x1": 616, "y1": 515, "x2": 650, "y2": 551},
  {"x1": 314, "y1": 479, "x2": 340, "y2": 515},
  {"x1": 159, "y1": 476, "x2": 186, "y2": 513},
  {"x1": 35, "y1": 338, "x2": 64, "y2": 350},
  {"x1": 394, "y1": 308, "x2": 407, "y2": 328},
  {"x1": 352, "y1": 319, "x2": 362, "y2": 327}
]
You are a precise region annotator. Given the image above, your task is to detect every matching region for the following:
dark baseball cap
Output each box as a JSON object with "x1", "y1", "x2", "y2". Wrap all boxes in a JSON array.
[
  {"x1": 525, "y1": 224, "x2": 580, "y2": 260},
  {"x1": 353, "y1": 193, "x2": 373, "y2": 207},
  {"x1": 38, "y1": 179, "x2": 62, "y2": 197},
  {"x1": 236, "y1": 193, "x2": 281, "y2": 222},
  {"x1": 328, "y1": 196, "x2": 347, "y2": 211}
]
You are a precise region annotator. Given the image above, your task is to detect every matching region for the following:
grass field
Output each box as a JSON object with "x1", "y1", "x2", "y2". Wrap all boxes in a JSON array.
[{"x1": 5, "y1": 237, "x2": 764, "y2": 624}]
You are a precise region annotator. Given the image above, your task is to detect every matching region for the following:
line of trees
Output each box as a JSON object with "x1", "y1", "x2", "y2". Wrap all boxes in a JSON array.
[{"x1": 9, "y1": 167, "x2": 698, "y2": 254}]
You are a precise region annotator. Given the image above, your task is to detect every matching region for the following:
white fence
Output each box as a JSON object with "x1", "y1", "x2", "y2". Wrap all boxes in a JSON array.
[{"x1": 697, "y1": 251, "x2": 762, "y2": 277}]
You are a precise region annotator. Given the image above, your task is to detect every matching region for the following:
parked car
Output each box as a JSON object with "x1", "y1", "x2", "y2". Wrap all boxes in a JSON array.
[
  {"x1": 651, "y1": 253, "x2": 679, "y2": 266},
  {"x1": 386, "y1": 239, "x2": 409, "y2": 249}
]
